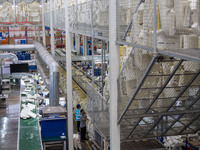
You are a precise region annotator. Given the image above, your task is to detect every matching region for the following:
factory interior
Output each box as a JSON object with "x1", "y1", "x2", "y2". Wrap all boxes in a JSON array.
[{"x1": 0, "y1": 0, "x2": 200, "y2": 150}]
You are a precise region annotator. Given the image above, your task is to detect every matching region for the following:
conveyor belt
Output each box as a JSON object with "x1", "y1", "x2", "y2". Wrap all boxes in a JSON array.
[{"x1": 18, "y1": 82, "x2": 42, "y2": 150}]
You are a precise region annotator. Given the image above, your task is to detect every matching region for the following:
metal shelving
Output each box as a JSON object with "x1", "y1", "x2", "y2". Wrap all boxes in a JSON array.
[
  {"x1": 0, "y1": 0, "x2": 42, "y2": 27},
  {"x1": 117, "y1": 52, "x2": 200, "y2": 141},
  {"x1": 41, "y1": 0, "x2": 200, "y2": 149}
]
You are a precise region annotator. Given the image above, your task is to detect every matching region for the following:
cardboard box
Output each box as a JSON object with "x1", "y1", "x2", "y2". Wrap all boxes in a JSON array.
[
  {"x1": 39, "y1": 26, "x2": 42, "y2": 31},
  {"x1": 56, "y1": 39, "x2": 62, "y2": 45},
  {"x1": 55, "y1": 31, "x2": 62, "y2": 37},
  {"x1": 28, "y1": 27, "x2": 33, "y2": 30},
  {"x1": 3, "y1": 27, "x2": 7, "y2": 31},
  {"x1": 27, "y1": 39, "x2": 33, "y2": 44},
  {"x1": 40, "y1": 39, "x2": 43, "y2": 45},
  {"x1": 9, "y1": 39, "x2": 15, "y2": 44},
  {"x1": 21, "y1": 26, "x2": 26, "y2": 30},
  {"x1": 98, "y1": 43, "x2": 101, "y2": 49},
  {"x1": 63, "y1": 39, "x2": 66, "y2": 44},
  {"x1": 1, "y1": 38, "x2": 8, "y2": 44},
  {"x1": 46, "y1": 38, "x2": 50, "y2": 45}
]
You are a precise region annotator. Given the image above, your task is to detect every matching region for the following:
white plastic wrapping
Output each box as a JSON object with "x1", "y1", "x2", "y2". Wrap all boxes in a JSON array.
[
  {"x1": 163, "y1": 135, "x2": 185, "y2": 149},
  {"x1": 16, "y1": 2, "x2": 28, "y2": 22},
  {"x1": 44, "y1": 1, "x2": 50, "y2": 13},
  {"x1": 156, "y1": 31, "x2": 180, "y2": 50},
  {"x1": 20, "y1": 103, "x2": 36, "y2": 119},
  {"x1": 73, "y1": 134, "x2": 82, "y2": 149},
  {"x1": 0, "y1": 2, "x2": 14, "y2": 22},
  {"x1": 180, "y1": 34, "x2": 199, "y2": 49},
  {"x1": 28, "y1": 2, "x2": 41, "y2": 23},
  {"x1": 174, "y1": 0, "x2": 189, "y2": 32}
]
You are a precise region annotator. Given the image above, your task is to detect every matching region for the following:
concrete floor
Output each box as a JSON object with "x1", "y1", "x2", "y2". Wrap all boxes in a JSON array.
[
  {"x1": 0, "y1": 84, "x2": 92, "y2": 150},
  {"x1": 73, "y1": 115, "x2": 93, "y2": 150},
  {"x1": 0, "y1": 85, "x2": 20, "y2": 150}
]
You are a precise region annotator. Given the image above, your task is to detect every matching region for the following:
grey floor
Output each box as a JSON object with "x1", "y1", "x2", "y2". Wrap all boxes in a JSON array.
[
  {"x1": 0, "y1": 84, "x2": 92, "y2": 150},
  {"x1": 0, "y1": 85, "x2": 20, "y2": 150},
  {"x1": 73, "y1": 116, "x2": 93, "y2": 150}
]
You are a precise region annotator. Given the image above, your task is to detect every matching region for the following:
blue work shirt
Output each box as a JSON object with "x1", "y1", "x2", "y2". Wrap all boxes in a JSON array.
[{"x1": 76, "y1": 109, "x2": 81, "y2": 121}]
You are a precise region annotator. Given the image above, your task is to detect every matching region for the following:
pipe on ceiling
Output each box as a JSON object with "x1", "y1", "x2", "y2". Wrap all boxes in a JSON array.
[
  {"x1": 0, "y1": 41, "x2": 60, "y2": 106},
  {"x1": 0, "y1": 53, "x2": 18, "y2": 63},
  {"x1": 33, "y1": 40, "x2": 60, "y2": 106},
  {"x1": 0, "y1": 44, "x2": 35, "y2": 51}
]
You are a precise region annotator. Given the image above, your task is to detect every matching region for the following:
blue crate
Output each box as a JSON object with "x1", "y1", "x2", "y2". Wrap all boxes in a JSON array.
[
  {"x1": 25, "y1": 53, "x2": 31, "y2": 60},
  {"x1": 29, "y1": 65, "x2": 37, "y2": 70},
  {"x1": 40, "y1": 116, "x2": 67, "y2": 140},
  {"x1": 80, "y1": 46, "x2": 83, "y2": 55},
  {"x1": 20, "y1": 40, "x2": 26, "y2": 44},
  {"x1": 16, "y1": 52, "x2": 31, "y2": 60},
  {"x1": 94, "y1": 67, "x2": 101, "y2": 76},
  {"x1": 45, "y1": 26, "x2": 50, "y2": 30},
  {"x1": 88, "y1": 49, "x2": 92, "y2": 55},
  {"x1": 0, "y1": 32, "x2": 2, "y2": 37},
  {"x1": 18, "y1": 56, "x2": 24, "y2": 60}
]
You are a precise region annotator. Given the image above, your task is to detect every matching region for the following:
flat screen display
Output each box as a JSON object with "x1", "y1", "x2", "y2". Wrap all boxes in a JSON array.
[{"x1": 10, "y1": 63, "x2": 29, "y2": 73}]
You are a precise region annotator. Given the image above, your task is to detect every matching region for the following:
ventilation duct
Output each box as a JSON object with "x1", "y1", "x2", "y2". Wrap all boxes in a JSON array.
[{"x1": 0, "y1": 41, "x2": 60, "y2": 106}]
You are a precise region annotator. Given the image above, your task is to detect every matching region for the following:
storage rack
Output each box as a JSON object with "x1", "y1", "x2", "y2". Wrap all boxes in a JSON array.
[
  {"x1": 42, "y1": 0, "x2": 200, "y2": 149},
  {"x1": 0, "y1": 27, "x2": 42, "y2": 44}
]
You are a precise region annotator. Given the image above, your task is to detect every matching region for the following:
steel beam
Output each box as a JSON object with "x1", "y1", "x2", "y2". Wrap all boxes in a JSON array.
[
  {"x1": 116, "y1": 41, "x2": 154, "y2": 52},
  {"x1": 50, "y1": 0, "x2": 55, "y2": 57},
  {"x1": 145, "y1": 59, "x2": 183, "y2": 113},
  {"x1": 65, "y1": 0, "x2": 74, "y2": 148},
  {"x1": 143, "y1": 68, "x2": 200, "y2": 137},
  {"x1": 158, "y1": 49, "x2": 200, "y2": 63},
  {"x1": 118, "y1": 56, "x2": 157, "y2": 124},
  {"x1": 118, "y1": 47, "x2": 135, "y2": 77},
  {"x1": 153, "y1": 0, "x2": 158, "y2": 55},
  {"x1": 161, "y1": 94, "x2": 200, "y2": 136},
  {"x1": 178, "y1": 113, "x2": 200, "y2": 135},
  {"x1": 42, "y1": 0, "x2": 46, "y2": 46},
  {"x1": 109, "y1": 0, "x2": 121, "y2": 148},
  {"x1": 122, "y1": 0, "x2": 145, "y2": 40},
  {"x1": 123, "y1": 109, "x2": 200, "y2": 118}
]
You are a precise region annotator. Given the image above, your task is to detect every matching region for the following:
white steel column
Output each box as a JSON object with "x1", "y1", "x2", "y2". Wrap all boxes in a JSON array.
[
  {"x1": 35, "y1": 26, "x2": 37, "y2": 40},
  {"x1": 13, "y1": 0, "x2": 16, "y2": 25},
  {"x1": 42, "y1": 0, "x2": 46, "y2": 46},
  {"x1": 75, "y1": 35, "x2": 80, "y2": 55},
  {"x1": 153, "y1": 0, "x2": 158, "y2": 55},
  {"x1": 38, "y1": 26, "x2": 41, "y2": 42},
  {"x1": 91, "y1": 0, "x2": 95, "y2": 122},
  {"x1": 50, "y1": 0, "x2": 55, "y2": 56},
  {"x1": 109, "y1": 0, "x2": 120, "y2": 149},
  {"x1": 65, "y1": 0, "x2": 73, "y2": 149},
  {"x1": 83, "y1": 36, "x2": 88, "y2": 56},
  {"x1": 71, "y1": 33, "x2": 74, "y2": 51}
]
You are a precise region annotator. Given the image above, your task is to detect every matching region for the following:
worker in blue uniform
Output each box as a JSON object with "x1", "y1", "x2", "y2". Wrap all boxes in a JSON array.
[{"x1": 76, "y1": 104, "x2": 81, "y2": 132}]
